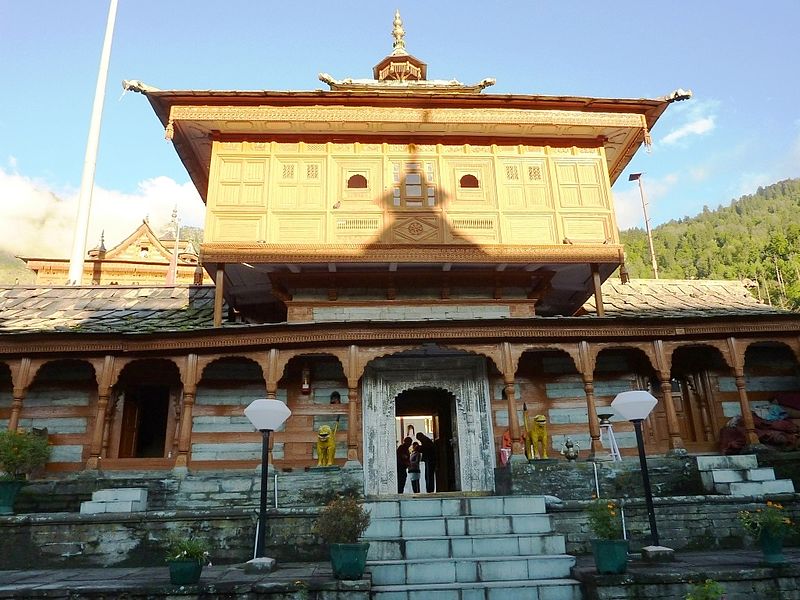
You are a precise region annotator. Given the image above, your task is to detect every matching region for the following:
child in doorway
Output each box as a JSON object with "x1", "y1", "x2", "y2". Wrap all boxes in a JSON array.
[{"x1": 408, "y1": 442, "x2": 421, "y2": 493}]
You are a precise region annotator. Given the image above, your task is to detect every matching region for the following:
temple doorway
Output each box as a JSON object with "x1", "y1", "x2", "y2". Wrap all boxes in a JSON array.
[
  {"x1": 118, "y1": 385, "x2": 170, "y2": 458},
  {"x1": 395, "y1": 388, "x2": 458, "y2": 493},
  {"x1": 361, "y1": 351, "x2": 495, "y2": 496}
]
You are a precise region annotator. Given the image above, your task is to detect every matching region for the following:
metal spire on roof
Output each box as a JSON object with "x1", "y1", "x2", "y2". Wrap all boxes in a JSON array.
[{"x1": 391, "y1": 10, "x2": 407, "y2": 55}]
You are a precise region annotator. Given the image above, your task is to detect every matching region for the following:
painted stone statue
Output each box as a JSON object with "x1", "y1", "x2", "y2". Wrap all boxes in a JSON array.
[
  {"x1": 316, "y1": 417, "x2": 339, "y2": 467},
  {"x1": 522, "y1": 403, "x2": 549, "y2": 459}
]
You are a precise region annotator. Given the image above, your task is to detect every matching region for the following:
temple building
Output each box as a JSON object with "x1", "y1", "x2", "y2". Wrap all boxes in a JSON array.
[
  {"x1": 20, "y1": 218, "x2": 211, "y2": 286},
  {"x1": 1, "y1": 13, "x2": 798, "y2": 498}
]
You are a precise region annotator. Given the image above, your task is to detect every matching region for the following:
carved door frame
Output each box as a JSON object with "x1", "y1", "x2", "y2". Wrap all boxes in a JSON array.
[{"x1": 361, "y1": 354, "x2": 495, "y2": 496}]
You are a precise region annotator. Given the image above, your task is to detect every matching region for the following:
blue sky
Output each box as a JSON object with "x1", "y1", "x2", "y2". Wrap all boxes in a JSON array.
[{"x1": 1, "y1": 1, "x2": 798, "y2": 257}]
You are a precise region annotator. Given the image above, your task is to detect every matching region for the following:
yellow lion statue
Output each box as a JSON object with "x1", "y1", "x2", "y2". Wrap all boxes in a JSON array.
[
  {"x1": 316, "y1": 418, "x2": 339, "y2": 467},
  {"x1": 523, "y1": 404, "x2": 549, "y2": 459}
]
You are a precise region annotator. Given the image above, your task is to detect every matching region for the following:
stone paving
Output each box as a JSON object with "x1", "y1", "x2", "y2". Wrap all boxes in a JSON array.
[
  {"x1": 0, "y1": 549, "x2": 797, "y2": 599},
  {"x1": 0, "y1": 561, "x2": 369, "y2": 599}
]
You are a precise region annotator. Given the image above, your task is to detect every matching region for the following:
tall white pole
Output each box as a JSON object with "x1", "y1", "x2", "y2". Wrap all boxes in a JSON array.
[
  {"x1": 67, "y1": 0, "x2": 119, "y2": 285},
  {"x1": 637, "y1": 177, "x2": 660, "y2": 279}
]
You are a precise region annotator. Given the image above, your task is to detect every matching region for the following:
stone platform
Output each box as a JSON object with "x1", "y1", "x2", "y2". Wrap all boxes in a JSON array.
[{"x1": 0, "y1": 561, "x2": 369, "y2": 599}]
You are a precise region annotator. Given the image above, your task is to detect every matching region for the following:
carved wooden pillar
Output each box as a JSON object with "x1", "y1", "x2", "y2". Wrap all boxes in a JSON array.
[
  {"x1": 8, "y1": 357, "x2": 33, "y2": 431},
  {"x1": 345, "y1": 345, "x2": 362, "y2": 463},
  {"x1": 213, "y1": 264, "x2": 225, "y2": 327},
  {"x1": 653, "y1": 340, "x2": 685, "y2": 452},
  {"x1": 175, "y1": 354, "x2": 199, "y2": 468},
  {"x1": 87, "y1": 355, "x2": 115, "y2": 469},
  {"x1": 501, "y1": 343, "x2": 523, "y2": 455},
  {"x1": 577, "y1": 342, "x2": 601, "y2": 458},
  {"x1": 728, "y1": 336, "x2": 759, "y2": 446},
  {"x1": 264, "y1": 348, "x2": 280, "y2": 465}
]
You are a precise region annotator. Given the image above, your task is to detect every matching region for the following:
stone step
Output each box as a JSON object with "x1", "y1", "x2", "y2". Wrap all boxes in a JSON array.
[
  {"x1": 371, "y1": 578, "x2": 582, "y2": 600},
  {"x1": 700, "y1": 467, "x2": 777, "y2": 490},
  {"x1": 364, "y1": 514, "x2": 554, "y2": 539},
  {"x1": 367, "y1": 554, "x2": 575, "y2": 586},
  {"x1": 367, "y1": 532, "x2": 567, "y2": 560},
  {"x1": 364, "y1": 495, "x2": 546, "y2": 520},
  {"x1": 725, "y1": 479, "x2": 795, "y2": 496},
  {"x1": 696, "y1": 454, "x2": 758, "y2": 471},
  {"x1": 79, "y1": 487, "x2": 149, "y2": 514}
]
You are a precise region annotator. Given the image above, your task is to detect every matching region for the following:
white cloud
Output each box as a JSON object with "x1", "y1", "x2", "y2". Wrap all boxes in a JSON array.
[
  {"x1": 661, "y1": 116, "x2": 715, "y2": 145},
  {"x1": 0, "y1": 168, "x2": 204, "y2": 258},
  {"x1": 612, "y1": 173, "x2": 680, "y2": 230},
  {"x1": 659, "y1": 98, "x2": 719, "y2": 146}
]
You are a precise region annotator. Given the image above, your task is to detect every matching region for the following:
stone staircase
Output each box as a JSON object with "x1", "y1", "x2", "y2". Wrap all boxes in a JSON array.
[
  {"x1": 362, "y1": 495, "x2": 580, "y2": 600},
  {"x1": 79, "y1": 487, "x2": 148, "y2": 514},
  {"x1": 697, "y1": 455, "x2": 795, "y2": 496}
]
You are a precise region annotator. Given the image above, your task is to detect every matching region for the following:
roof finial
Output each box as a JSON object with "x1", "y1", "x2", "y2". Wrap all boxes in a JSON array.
[
  {"x1": 99, "y1": 230, "x2": 106, "y2": 253},
  {"x1": 391, "y1": 10, "x2": 407, "y2": 55}
]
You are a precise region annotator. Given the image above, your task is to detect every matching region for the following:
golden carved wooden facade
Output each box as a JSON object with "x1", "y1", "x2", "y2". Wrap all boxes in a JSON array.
[{"x1": 205, "y1": 142, "x2": 616, "y2": 248}]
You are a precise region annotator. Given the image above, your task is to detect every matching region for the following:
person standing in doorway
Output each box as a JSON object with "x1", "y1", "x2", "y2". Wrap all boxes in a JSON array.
[
  {"x1": 408, "y1": 442, "x2": 421, "y2": 493},
  {"x1": 396, "y1": 437, "x2": 412, "y2": 493},
  {"x1": 415, "y1": 432, "x2": 436, "y2": 493}
]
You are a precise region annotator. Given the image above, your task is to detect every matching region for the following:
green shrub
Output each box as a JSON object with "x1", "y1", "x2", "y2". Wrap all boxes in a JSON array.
[
  {"x1": 587, "y1": 498, "x2": 623, "y2": 540},
  {"x1": 313, "y1": 496, "x2": 371, "y2": 544},
  {"x1": 0, "y1": 429, "x2": 51, "y2": 480},
  {"x1": 686, "y1": 578, "x2": 725, "y2": 600}
]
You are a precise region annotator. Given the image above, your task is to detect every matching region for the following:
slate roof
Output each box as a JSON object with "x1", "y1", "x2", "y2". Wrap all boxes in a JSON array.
[
  {"x1": 582, "y1": 278, "x2": 789, "y2": 318},
  {"x1": 0, "y1": 285, "x2": 215, "y2": 334},
  {"x1": 0, "y1": 279, "x2": 791, "y2": 335}
]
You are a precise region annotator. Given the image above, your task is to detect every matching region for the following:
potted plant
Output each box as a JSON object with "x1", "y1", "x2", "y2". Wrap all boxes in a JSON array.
[
  {"x1": 739, "y1": 500, "x2": 794, "y2": 565},
  {"x1": 313, "y1": 495, "x2": 371, "y2": 580},
  {"x1": 164, "y1": 534, "x2": 211, "y2": 585},
  {"x1": 0, "y1": 429, "x2": 51, "y2": 515},
  {"x1": 686, "y1": 578, "x2": 726, "y2": 600},
  {"x1": 587, "y1": 497, "x2": 628, "y2": 574}
]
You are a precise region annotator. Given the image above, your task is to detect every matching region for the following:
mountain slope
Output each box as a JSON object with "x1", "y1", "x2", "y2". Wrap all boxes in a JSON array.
[{"x1": 620, "y1": 178, "x2": 800, "y2": 309}]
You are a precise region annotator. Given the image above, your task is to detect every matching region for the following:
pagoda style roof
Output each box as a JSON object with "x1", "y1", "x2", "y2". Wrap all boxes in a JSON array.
[
  {"x1": 0, "y1": 279, "x2": 790, "y2": 336},
  {"x1": 123, "y1": 11, "x2": 689, "y2": 200}
]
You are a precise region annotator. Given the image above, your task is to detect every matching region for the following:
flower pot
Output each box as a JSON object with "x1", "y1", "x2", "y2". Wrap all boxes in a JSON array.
[
  {"x1": 0, "y1": 480, "x2": 25, "y2": 515},
  {"x1": 168, "y1": 559, "x2": 203, "y2": 585},
  {"x1": 328, "y1": 542, "x2": 370, "y2": 580},
  {"x1": 591, "y1": 539, "x2": 628, "y2": 574},
  {"x1": 760, "y1": 530, "x2": 786, "y2": 566}
]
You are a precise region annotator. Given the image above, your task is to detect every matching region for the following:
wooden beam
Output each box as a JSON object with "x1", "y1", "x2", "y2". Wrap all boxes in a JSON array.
[
  {"x1": 591, "y1": 263, "x2": 605, "y2": 317},
  {"x1": 213, "y1": 264, "x2": 225, "y2": 327}
]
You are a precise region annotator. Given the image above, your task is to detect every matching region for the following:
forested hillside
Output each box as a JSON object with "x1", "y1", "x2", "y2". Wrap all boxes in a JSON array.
[{"x1": 620, "y1": 178, "x2": 800, "y2": 310}]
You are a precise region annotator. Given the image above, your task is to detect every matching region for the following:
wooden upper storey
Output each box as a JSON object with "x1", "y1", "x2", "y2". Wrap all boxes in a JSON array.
[{"x1": 204, "y1": 140, "x2": 617, "y2": 251}]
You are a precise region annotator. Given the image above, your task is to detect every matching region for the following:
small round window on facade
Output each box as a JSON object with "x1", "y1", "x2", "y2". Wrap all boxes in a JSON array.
[
  {"x1": 347, "y1": 174, "x2": 368, "y2": 189},
  {"x1": 459, "y1": 174, "x2": 480, "y2": 188}
]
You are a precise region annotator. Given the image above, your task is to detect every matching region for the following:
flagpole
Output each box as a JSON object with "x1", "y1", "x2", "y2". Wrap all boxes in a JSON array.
[{"x1": 67, "y1": 0, "x2": 119, "y2": 285}]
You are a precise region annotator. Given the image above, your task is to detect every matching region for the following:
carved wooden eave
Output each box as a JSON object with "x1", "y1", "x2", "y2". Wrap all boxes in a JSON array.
[
  {"x1": 133, "y1": 87, "x2": 673, "y2": 201},
  {"x1": 1, "y1": 313, "x2": 797, "y2": 357},
  {"x1": 199, "y1": 242, "x2": 624, "y2": 265}
]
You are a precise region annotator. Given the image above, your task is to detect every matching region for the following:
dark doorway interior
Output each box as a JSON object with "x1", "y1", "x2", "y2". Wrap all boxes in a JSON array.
[
  {"x1": 119, "y1": 385, "x2": 170, "y2": 458},
  {"x1": 395, "y1": 388, "x2": 458, "y2": 493}
]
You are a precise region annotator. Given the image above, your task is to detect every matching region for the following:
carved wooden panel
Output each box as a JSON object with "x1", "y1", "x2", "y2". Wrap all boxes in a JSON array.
[
  {"x1": 562, "y1": 216, "x2": 610, "y2": 242},
  {"x1": 213, "y1": 157, "x2": 268, "y2": 210},
  {"x1": 505, "y1": 214, "x2": 557, "y2": 244},
  {"x1": 445, "y1": 214, "x2": 500, "y2": 244},
  {"x1": 388, "y1": 214, "x2": 442, "y2": 244},
  {"x1": 210, "y1": 214, "x2": 265, "y2": 242},
  {"x1": 273, "y1": 215, "x2": 325, "y2": 242},
  {"x1": 333, "y1": 214, "x2": 383, "y2": 243}
]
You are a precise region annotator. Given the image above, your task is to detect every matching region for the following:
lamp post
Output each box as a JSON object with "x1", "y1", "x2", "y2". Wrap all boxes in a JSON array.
[
  {"x1": 628, "y1": 173, "x2": 659, "y2": 279},
  {"x1": 244, "y1": 398, "x2": 291, "y2": 558},
  {"x1": 611, "y1": 390, "x2": 660, "y2": 546}
]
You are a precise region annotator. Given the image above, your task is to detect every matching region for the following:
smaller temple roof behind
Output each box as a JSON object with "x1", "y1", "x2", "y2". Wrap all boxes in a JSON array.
[{"x1": 0, "y1": 285, "x2": 215, "y2": 334}]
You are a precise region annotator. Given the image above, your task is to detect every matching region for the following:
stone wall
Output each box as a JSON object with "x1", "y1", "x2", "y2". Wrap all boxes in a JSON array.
[
  {"x1": 499, "y1": 455, "x2": 705, "y2": 500},
  {"x1": 551, "y1": 495, "x2": 800, "y2": 554},
  {"x1": 16, "y1": 466, "x2": 365, "y2": 514}
]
